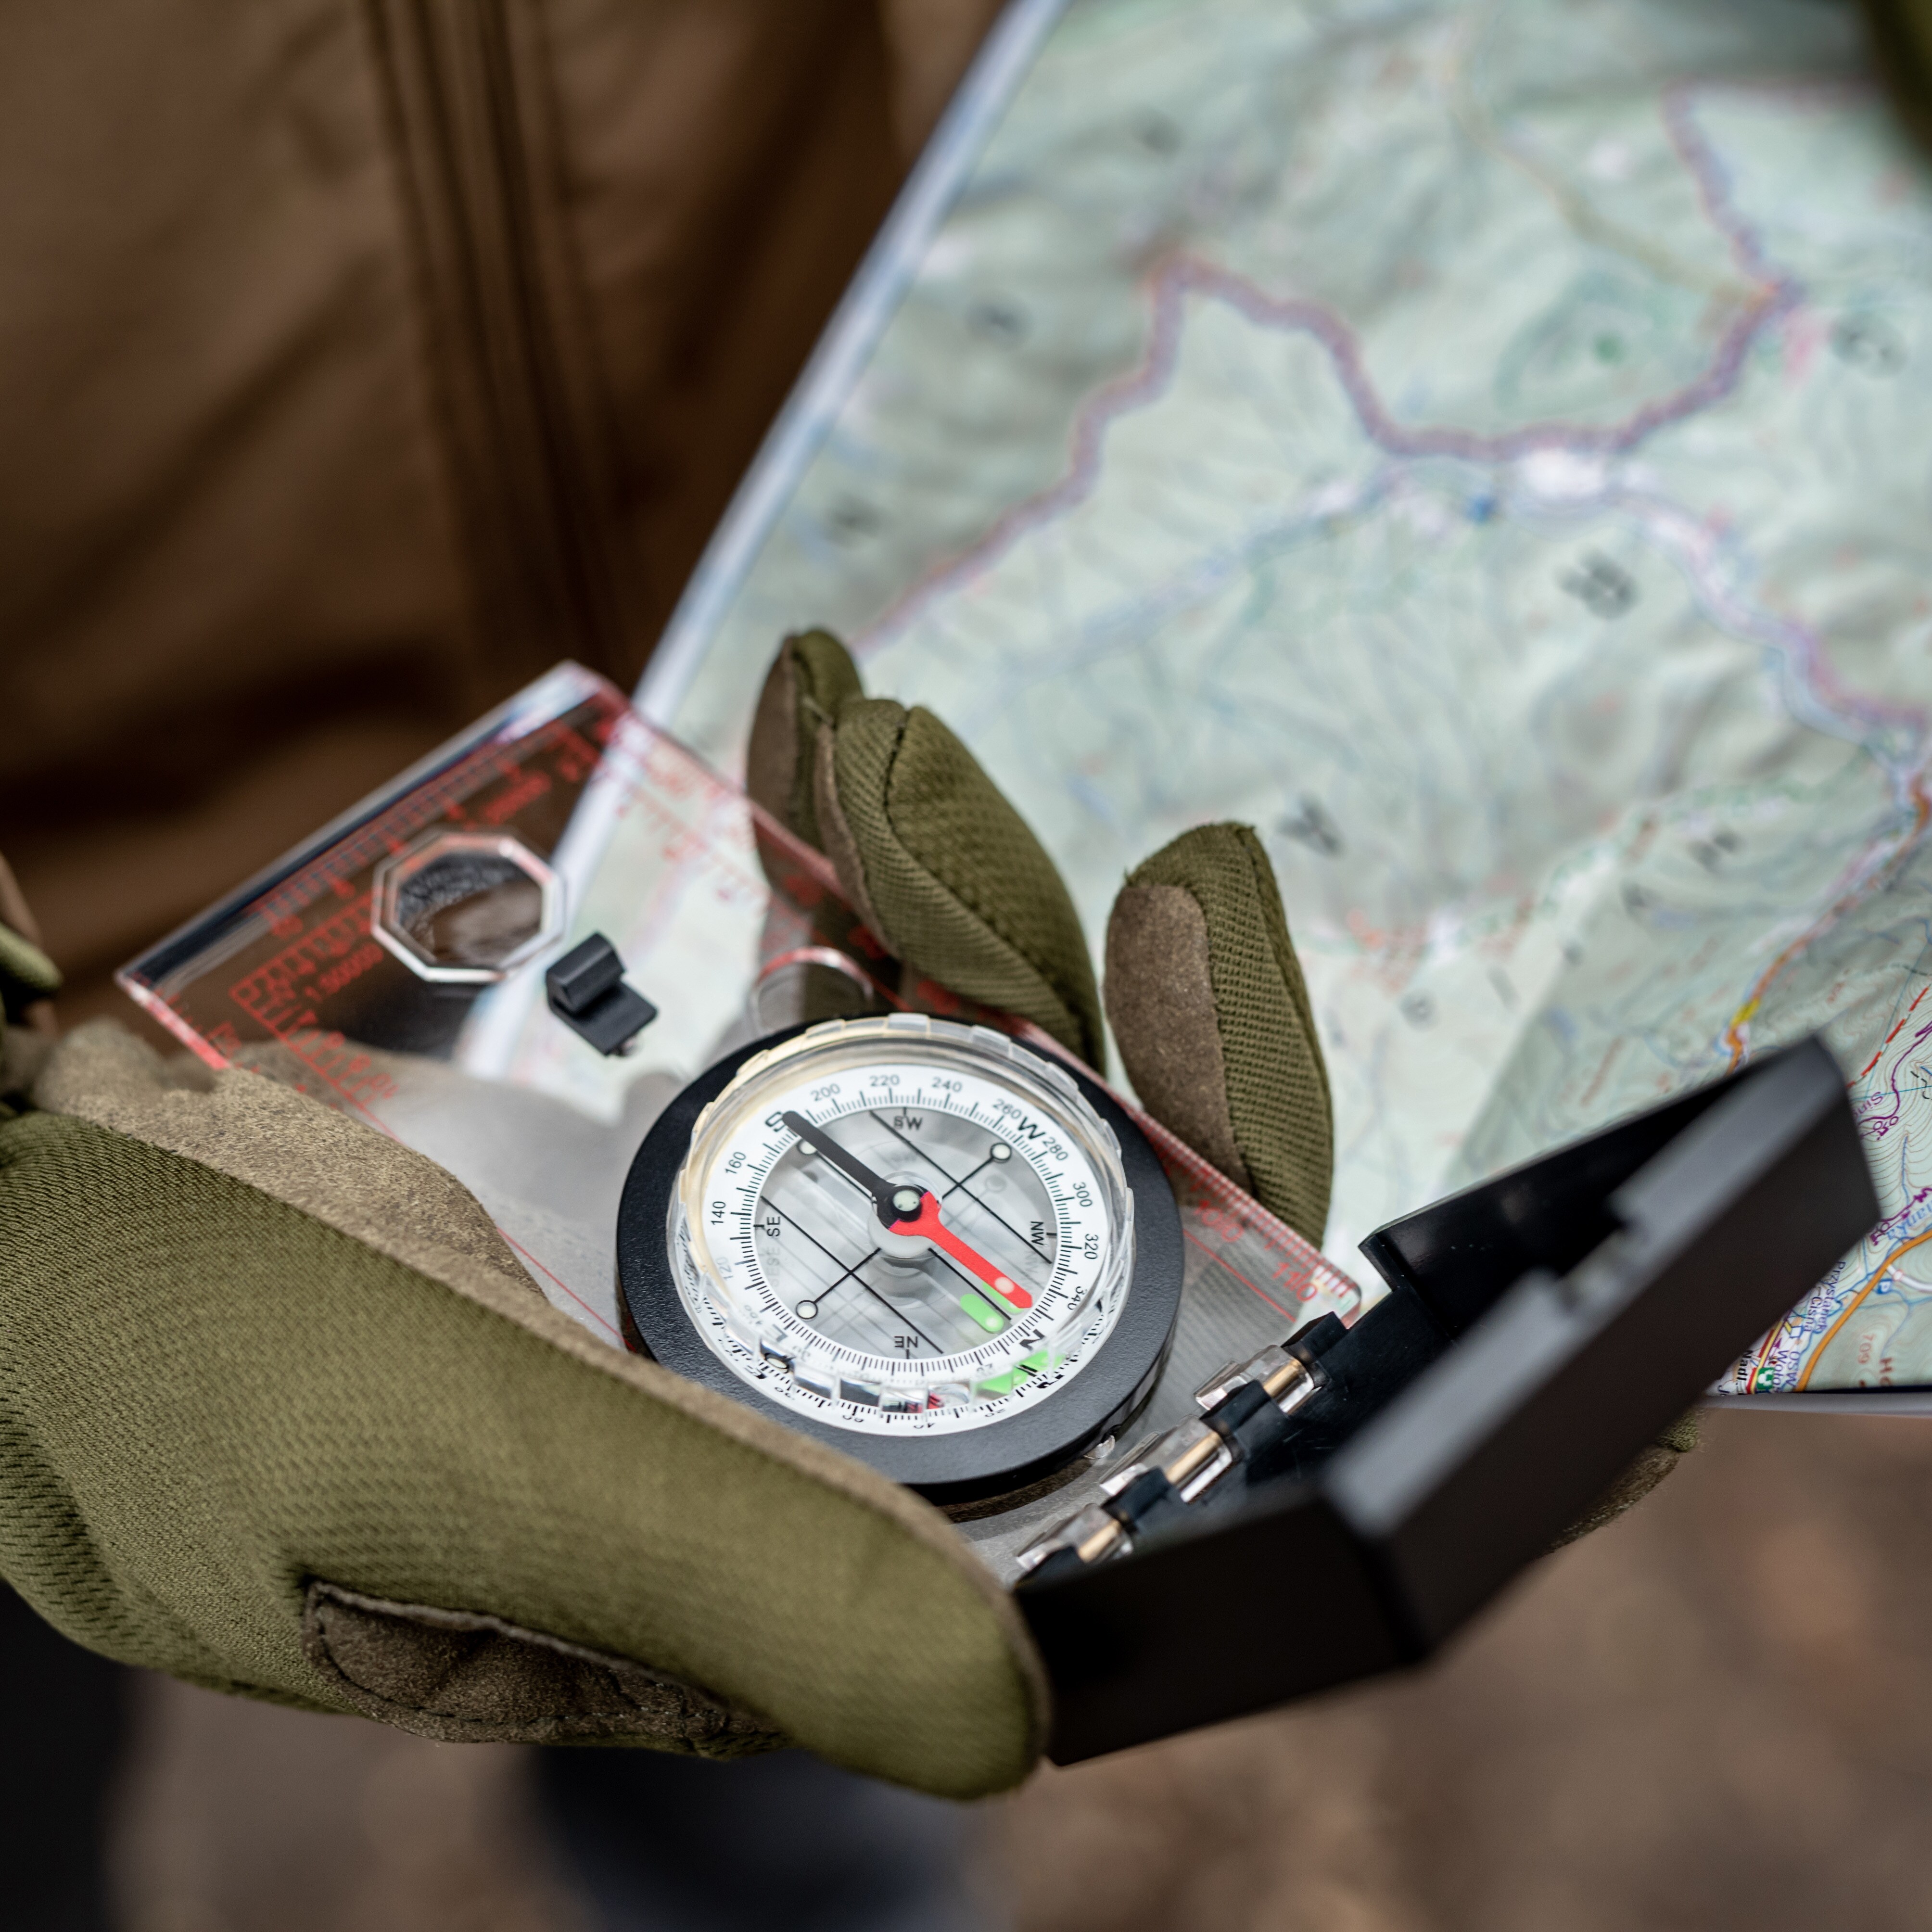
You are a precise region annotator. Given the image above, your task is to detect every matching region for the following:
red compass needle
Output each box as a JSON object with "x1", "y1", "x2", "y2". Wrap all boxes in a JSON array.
[
  {"x1": 780, "y1": 1110, "x2": 1036, "y2": 1311},
  {"x1": 890, "y1": 1192, "x2": 1034, "y2": 1312}
]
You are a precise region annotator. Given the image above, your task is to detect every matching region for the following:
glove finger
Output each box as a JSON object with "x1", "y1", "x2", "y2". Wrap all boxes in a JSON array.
[
  {"x1": 0, "y1": 852, "x2": 59, "y2": 1028},
  {"x1": 746, "y1": 628, "x2": 864, "y2": 850},
  {"x1": 749, "y1": 632, "x2": 1105, "y2": 1069},
  {"x1": 9, "y1": 1023, "x2": 1046, "y2": 1798},
  {"x1": 1552, "y1": 1409, "x2": 1699, "y2": 1548},
  {"x1": 1105, "y1": 824, "x2": 1332, "y2": 1245}
]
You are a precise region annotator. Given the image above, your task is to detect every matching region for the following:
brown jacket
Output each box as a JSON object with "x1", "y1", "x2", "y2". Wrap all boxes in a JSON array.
[{"x1": 0, "y1": 0, "x2": 999, "y2": 1006}]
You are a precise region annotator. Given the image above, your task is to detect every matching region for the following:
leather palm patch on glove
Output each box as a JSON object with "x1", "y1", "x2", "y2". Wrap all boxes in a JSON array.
[
  {"x1": 302, "y1": 1582, "x2": 780, "y2": 1752},
  {"x1": 1107, "y1": 826, "x2": 1332, "y2": 1246}
]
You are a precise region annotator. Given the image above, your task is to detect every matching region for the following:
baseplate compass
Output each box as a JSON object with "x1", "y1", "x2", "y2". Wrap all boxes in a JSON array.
[{"x1": 114, "y1": 663, "x2": 1883, "y2": 1765}]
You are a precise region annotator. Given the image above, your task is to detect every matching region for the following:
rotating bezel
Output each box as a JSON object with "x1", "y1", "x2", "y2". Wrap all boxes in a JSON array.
[{"x1": 617, "y1": 1019, "x2": 1183, "y2": 1504}]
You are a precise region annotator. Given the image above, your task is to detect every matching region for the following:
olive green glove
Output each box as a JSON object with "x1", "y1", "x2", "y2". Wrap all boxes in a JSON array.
[
  {"x1": 0, "y1": 633, "x2": 1332, "y2": 1800},
  {"x1": 0, "y1": 1017, "x2": 1042, "y2": 1795},
  {"x1": 0, "y1": 626, "x2": 1678, "y2": 1798}
]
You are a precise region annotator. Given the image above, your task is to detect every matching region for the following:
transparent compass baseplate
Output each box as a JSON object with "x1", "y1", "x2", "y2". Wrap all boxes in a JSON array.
[{"x1": 113, "y1": 664, "x2": 1370, "y2": 1576}]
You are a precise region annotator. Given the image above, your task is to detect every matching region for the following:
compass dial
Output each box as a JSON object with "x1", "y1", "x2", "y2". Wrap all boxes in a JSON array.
[
  {"x1": 667, "y1": 1016, "x2": 1133, "y2": 1435},
  {"x1": 621, "y1": 1012, "x2": 1183, "y2": 1498}
]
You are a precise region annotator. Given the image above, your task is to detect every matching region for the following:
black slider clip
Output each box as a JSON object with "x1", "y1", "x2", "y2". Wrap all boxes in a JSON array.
[{"x1": 545, "y1": 933, "x2": 658, "y2": 1056}]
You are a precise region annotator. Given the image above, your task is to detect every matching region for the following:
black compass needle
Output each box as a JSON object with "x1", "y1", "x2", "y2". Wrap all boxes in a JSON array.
[{"x1": 780, "y1": 1111, "x2": 906, "y2": 1227}]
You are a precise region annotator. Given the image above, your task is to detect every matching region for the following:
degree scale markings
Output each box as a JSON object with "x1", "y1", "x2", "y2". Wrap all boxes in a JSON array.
[{"x1": 681, "y1": 1042, "x2": 1125, "y2": 1436}]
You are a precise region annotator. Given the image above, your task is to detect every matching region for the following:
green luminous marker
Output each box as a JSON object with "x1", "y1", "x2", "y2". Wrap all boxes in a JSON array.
[
  {"x1": 975, "y1": 1348, "x2": 1048, "y2": 1398},
  {"x1": 961, "y1": 1289, "x2": 1008, "y2": 1335}
]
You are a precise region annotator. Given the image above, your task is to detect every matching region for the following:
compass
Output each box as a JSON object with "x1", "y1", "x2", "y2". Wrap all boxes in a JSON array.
[{"x1": 617, "y1": 1014, "x2": 1182, "y2": 1502}]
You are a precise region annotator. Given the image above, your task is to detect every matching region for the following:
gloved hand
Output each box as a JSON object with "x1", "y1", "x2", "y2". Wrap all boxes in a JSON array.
[
  {"x1": 0, "y1": 633, "x2": 1675, "y2": 1801},
  {"x1": 0, "y1": 1013, "x2": 1038, "y2": 1795},
  {"x1": 0, "y1": 636, "x2": 1333, "y2": 1801}
]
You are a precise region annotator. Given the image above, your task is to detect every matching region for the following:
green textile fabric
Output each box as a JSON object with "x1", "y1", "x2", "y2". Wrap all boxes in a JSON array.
[
  {"x1": 745, "y1": 629, "x2": 864, "y2": 852},
  {"x1": 0, "y1": 1106, "x2": 1044, "y2": 1797},
  {"x1": 1119, "y1": 827, "x2": 1334, "y2": 1246},
  {"x1": 0, "y1": 920, "x2": 59, "y2": 1025},
  {"x1": 748, "y1": 638, "x2": 1330, "y2": 1210},
  {"x1": 748, "y1": 630, "x2": 1104, "y2": 1066},
  {"x1": 816, "y1": 695, "x2": 1106, "y2": 1070},
  {"x1": 1550, "y1": 1412, "x2": 1700, "y2": 1551}
]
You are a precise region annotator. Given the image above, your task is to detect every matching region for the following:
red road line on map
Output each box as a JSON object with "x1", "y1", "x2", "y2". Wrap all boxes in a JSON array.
[
  {"x1": 859, "y1": 88, "x2": 1793, "y2": 655},
  {"x1": 1859, "y1": 984, "x2": 1932, "y2": 1080}
]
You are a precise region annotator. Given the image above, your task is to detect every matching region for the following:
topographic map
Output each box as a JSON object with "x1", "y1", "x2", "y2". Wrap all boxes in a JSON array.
[{"x1": 651, "y1": 0, "x2": 1932, "y2": 1394}]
